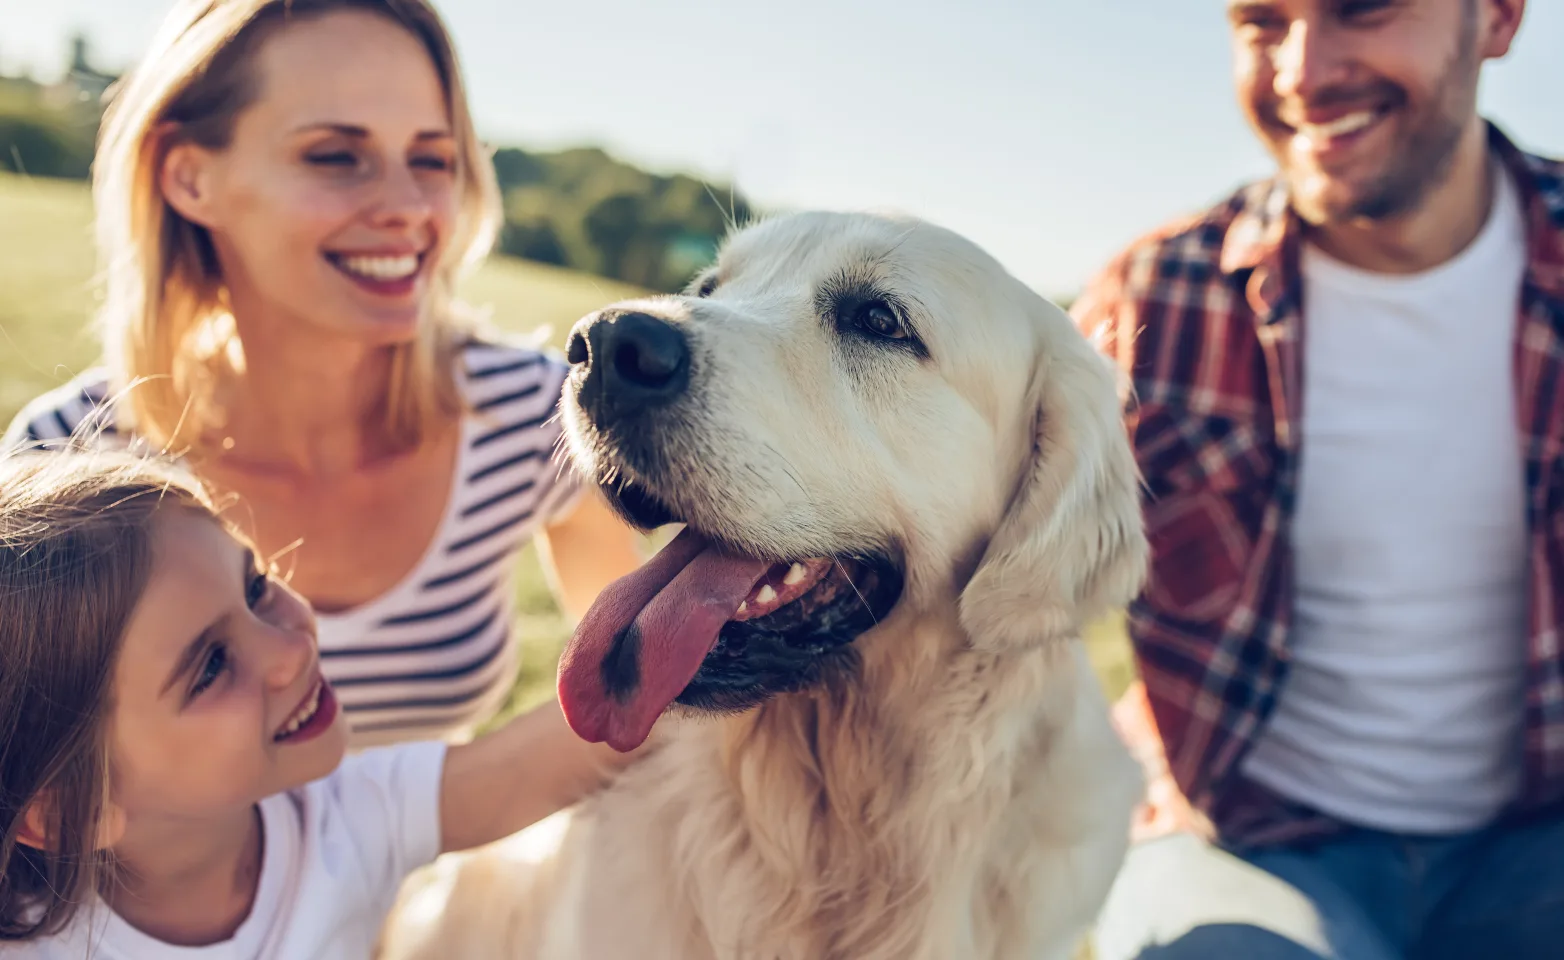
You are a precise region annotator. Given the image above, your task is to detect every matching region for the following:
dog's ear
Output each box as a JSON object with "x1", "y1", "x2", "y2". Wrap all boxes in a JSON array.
[{"x1": 959, "y1": 306, "x2": 1147, "y2": 650}]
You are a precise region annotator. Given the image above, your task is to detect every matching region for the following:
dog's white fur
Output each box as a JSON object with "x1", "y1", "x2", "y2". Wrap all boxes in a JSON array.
[{"x1": 378, "y1": 211, "x2": 1148, "y2": 960}]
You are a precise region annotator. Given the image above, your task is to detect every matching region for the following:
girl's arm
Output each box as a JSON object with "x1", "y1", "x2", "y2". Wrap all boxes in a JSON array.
[
  {"x1": 438, "y1": 489, "x2": 652, "y2": 853},
  {"x1": 438, "y1": 698, "x2": 649, "y2": 854}
]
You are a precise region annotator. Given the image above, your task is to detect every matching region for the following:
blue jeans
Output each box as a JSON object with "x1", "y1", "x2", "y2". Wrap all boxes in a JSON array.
[{"x1": 1092, "y1": 810, "x2": 1564, "y2": 959}]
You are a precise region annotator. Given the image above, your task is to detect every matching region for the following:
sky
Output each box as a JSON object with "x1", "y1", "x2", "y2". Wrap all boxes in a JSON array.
[{"x1": 2, "y1": 0, "x2": 1561, "y2": 297}]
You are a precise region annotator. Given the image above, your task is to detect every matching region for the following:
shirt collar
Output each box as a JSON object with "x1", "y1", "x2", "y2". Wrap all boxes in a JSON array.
[{"x1": 1219, "y1": 120, "x2": 1564, "y2": 307}]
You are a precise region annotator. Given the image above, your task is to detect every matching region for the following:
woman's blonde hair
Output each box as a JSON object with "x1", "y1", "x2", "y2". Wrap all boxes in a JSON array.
[
  {"x1": 93, "y1": 0, "x2": 501, "y2": 452},
  {"x1": 0, "y1": 451, "x2": 220, "y2": 940}
]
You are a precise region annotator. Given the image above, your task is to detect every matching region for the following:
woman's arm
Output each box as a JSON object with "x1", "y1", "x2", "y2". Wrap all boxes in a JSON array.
[
  {"x1": 534, "y1": 486, "x2": 648, "y2": 622},
  {"x1": 438, "y1": 697, "x2": 650, "y2": 854}
]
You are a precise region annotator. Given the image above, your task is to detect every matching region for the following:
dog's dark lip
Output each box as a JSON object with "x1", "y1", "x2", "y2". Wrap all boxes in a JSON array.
[
  {"x1": 592, "y1": 473, "x2": 906, "y2": 712},
  {"x1": 599, "y1": 475, "x2": 683, "y2": 531}
]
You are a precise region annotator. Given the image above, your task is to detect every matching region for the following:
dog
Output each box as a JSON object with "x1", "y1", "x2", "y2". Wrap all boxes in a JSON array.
[{"x1": 378, "y1": 210, "x2": 1148, "y2": 960}]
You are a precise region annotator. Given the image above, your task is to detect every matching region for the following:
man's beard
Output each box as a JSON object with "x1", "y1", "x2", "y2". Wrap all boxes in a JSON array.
[{"x1": 1280, "y1": 10, "x2": 1482, "y2": 225}]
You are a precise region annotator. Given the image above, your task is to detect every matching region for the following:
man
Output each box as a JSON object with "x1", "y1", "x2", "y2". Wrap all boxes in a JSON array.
[{"x1": 1072, "y1": 1, "x2": 1564, "y2": 957}]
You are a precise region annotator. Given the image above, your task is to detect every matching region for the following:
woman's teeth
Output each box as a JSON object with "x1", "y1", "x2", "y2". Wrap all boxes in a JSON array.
[
  {"x1": 276, "y1": 681, "x2": 323, "y2": 741},
  {"x1": 336, "y1": 254, "x2": 419, "y2": 281}
]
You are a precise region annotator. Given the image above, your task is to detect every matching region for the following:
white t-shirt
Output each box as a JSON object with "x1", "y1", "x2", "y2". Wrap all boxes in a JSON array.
[
  {"x1": 1241, "y1": 159, "x2": 1530, "y2": 834},
  {"x1": 8, "y1": 741, "x2": 447, "y2": 960}
]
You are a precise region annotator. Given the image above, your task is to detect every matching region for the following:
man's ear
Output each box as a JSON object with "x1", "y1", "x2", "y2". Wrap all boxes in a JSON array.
[
  {"x1": 16, "y1": 793, "x2": 126, "y2": 852},
  {"x1": 159, "y1": 132, "x2": 221, "y2": 229},
  {"x1": 1479, "y1": 0, "x2": 1526, "y2": 60}
]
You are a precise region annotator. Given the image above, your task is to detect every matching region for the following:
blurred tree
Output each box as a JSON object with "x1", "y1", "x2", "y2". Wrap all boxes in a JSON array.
[{"x1": 487, "y1": 144, "x2": 754, "y2": 291}]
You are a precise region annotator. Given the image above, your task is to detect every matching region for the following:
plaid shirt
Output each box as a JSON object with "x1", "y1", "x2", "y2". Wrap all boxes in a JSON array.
[{"x1": 1072, "y1": 123, "x2": 1564, "y2": 849}]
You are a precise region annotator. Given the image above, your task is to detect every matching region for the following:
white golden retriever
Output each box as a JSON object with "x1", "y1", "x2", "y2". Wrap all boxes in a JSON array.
[{"x1": 379, "y1": 211, "x2": 1148, "y2": 960}]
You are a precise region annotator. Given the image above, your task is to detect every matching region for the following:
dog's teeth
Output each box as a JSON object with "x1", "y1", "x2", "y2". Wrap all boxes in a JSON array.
[
  {"x1": 737, "y1": 601, "x2": 748, "y2": 615},
  {"x1": 756, "y1": 585, "x2": 778, "y2": 604},
  {"x1": 783, "y1": 563, "x2": 807, "y2": 586}
]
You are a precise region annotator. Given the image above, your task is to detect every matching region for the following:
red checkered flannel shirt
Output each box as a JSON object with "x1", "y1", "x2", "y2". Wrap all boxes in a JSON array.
[{"x1": 1071, "y1": 124, "x2": 1564, "y2": 849}]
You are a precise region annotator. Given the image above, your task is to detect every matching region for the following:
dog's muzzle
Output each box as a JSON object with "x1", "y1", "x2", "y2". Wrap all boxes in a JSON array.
[{"x1": 568, "y1": 308, "x2": 690, "y2": 430}]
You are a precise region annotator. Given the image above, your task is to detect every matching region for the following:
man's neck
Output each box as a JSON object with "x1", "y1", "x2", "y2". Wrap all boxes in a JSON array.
[
  {"x1": 1307, "y1": 119, "x2": 1496, "y2": 275},
  {"x1": 106, "y1": 804, "x2": 264, "y2": 947}
]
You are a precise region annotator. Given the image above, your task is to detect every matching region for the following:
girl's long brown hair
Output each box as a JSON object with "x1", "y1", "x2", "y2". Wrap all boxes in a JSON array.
[{"x1": 0, "y1": 452, "x2": 217, "y2": 940}]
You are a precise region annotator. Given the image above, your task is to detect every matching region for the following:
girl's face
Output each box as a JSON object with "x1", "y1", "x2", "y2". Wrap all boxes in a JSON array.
[
  {"x1": 163, "y1": 8, "x2": 460, "y2": 346},
  {"x1": 109, "y1": 509, "x2": 347, "y2": 825}
]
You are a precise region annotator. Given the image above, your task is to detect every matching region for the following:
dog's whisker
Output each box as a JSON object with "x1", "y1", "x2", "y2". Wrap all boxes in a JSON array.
[
  {"x1": 834, "y1": 558, "x2": 879, "y2": 627},
  {"x1": 703, "y1": 181, "x2": 737, "y2": 234},
  {"x1": 761, "y1": 442, "x2": 808, "y2": 497}
]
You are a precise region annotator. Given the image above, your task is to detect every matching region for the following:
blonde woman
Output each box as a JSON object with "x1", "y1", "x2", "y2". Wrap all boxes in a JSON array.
[{"x1": 3, "y1": 0, "x2": 646, "y2": 748}]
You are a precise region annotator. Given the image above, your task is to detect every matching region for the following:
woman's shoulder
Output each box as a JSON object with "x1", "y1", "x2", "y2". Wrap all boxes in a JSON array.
[
  {"x1": 458, "y1": 332, "x2": 567, "y2": 383},
  {"x1": 2, "y1": 369, "x2": 122, "y2": 452},
  {"x1": 456, "y1": 333, "x2": 571, "y2": 420}
]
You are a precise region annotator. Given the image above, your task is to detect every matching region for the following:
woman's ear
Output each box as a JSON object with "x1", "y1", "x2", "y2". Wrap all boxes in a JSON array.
[
  {"x1": 160, "y1": 134, "x2": 221, "y2": 229},
  {"x1": 16, "y1": 794, "x2": 127, "y2": 852}
]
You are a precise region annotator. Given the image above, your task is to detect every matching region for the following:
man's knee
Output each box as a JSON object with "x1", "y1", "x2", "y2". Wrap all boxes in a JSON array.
[
  {"x1": 1091, "y1": 833, "x2": 1347, "y2": 960},
  {"x1": 1115, "y1": 923, "x2": 1332, "y2": 960}
]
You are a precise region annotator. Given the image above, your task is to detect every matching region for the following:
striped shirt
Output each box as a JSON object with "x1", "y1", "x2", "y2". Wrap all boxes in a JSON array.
[{"x1": 3, "y1": 338, "x2": 584, "y2": 746}]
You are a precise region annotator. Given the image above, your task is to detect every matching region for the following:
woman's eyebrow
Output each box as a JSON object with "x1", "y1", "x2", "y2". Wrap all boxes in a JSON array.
[{"x1": 290, "y1": 122, "x2": 453, "y2": 141}]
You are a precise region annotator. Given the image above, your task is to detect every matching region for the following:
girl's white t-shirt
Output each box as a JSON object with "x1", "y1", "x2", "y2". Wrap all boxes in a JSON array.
[{"x1": 8, "y1": 741, "x2": 447, "y2": 960}]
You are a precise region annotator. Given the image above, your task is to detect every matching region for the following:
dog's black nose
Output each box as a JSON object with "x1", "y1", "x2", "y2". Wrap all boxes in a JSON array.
[{"x1": 570, "y1": 309, "x2": 690, "y2": 428}]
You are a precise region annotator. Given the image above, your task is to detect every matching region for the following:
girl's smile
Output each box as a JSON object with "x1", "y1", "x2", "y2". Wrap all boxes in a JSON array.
[{"x1": 273, "y1": 675, "x2": 339, "y2": 744}]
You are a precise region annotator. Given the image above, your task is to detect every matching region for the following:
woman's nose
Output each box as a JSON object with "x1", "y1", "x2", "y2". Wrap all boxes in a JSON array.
[{"x1": 369, "y1": 163, "x2": 437, "y2": 229}]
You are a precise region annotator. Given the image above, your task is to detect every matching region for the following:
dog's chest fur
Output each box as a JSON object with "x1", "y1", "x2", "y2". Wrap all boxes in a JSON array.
[{"x1": 546, "y1": 629, "x2": 1138, "y2": 960}]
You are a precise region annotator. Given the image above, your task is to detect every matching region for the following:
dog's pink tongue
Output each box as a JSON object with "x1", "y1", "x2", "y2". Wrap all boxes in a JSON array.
[{"x1": 558, "y1": 527, "x2": 770, "y2": 751}]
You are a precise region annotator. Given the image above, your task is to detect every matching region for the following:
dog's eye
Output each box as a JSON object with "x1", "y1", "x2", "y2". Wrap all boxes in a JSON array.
[
  {"x1": 694, "y1": 274, "x2": 719, "y2": 298},
  {"x1": 854, "y1": 300, "x2": 907, "y2": 340}
]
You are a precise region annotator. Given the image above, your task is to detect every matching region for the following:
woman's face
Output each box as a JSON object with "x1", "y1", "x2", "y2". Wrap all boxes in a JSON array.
[{"x1": 164, "y1": 9, "x2": 461, "y2": 346}]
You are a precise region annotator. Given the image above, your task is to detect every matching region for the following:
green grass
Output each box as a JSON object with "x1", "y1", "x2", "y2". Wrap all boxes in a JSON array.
[{"x1": 0, "y1": 168, "x2": 1134, "y2": 728}]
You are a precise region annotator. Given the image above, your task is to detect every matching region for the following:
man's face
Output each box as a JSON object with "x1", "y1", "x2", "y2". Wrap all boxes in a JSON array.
[{"x1": 1227, "y1": 0, "x2": 1512, "y2": 225}]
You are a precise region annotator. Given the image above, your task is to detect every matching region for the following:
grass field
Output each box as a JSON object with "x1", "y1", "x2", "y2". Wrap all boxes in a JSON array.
[{"x1": 0, "y1": 169, "x2": 1135, "y2": 724}]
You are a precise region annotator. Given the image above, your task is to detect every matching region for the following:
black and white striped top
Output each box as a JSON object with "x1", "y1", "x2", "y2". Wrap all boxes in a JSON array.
[{"x1": 3, "y1": 339, "x2": 583, "y2": 746}]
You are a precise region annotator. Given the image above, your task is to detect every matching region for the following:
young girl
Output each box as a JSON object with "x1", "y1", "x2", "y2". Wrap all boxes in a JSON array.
[{"x1": 0, "y1": 451, "x2": 644, "y2": 956}]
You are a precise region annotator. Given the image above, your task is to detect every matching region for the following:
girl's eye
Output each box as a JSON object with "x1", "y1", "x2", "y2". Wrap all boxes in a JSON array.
[
  {"x1": 246, "y1": 570, "x2": 271, "y2": 609},
  {"x1": 191, "y1": 643, "x2": 229, "y2": 697},
  {"x1": 412, "y1": 155, "x2": 454, "y2": 172}
]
